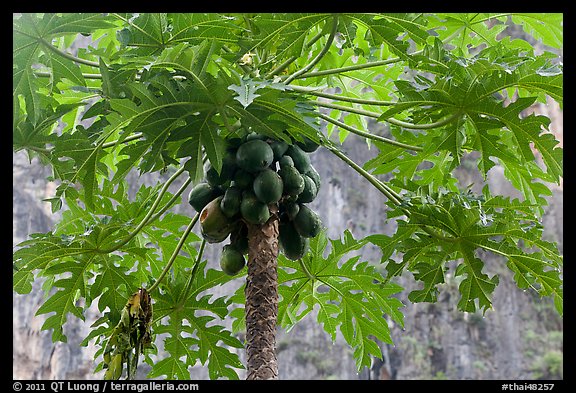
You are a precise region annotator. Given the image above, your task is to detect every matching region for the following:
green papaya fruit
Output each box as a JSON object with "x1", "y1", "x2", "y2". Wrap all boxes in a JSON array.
[
  {"x1": 295, "y1": 136, "x2": 320, "y2": 152},
  {"x1": 220, "y1": 186, "x2": 242, "y2": 218},
  {"x1": 293, "y1": 204, "x2": 322, "y2": 238},
  {"x1": 296, "y1": 175, "x2": 318, "y2": 203},
  {"x1": 284, "y1": 201, "x2": 300, "y2": 220},
  {"x1": 240, "y1": 191, "x2": 271, "y2": 225},
  {"x1": 278, "y1": 165, "x2": 305, "y2": 196},
  {"x1": 188, "y1": 182, "x2": 223, "y2": 213},
  {"x1": 285, "y1": 145, "x2": 311, "y2": 173},
  {"x1": 279, "y1": 220, "x2": 310, "y2": 260},
  {"x1": 200, "y1": 196, "x2": 235, "y2": 243},
  {"x1": 283, "y1": 193, "x2": 299, "y2": 203},
  {"x1": 253, "y1": 168, "x2": 284, "y2": 204},
  {"x1": 279, "y1": 155, "x2": 295, "y2": 168},
  {"x1": 233, "y1": 169, "x2": 254, "y2": 189},
  {"x1": 236, "y1": 139, "x2": 274, "y2": 173},
  {"x1": 304, "y1": 165, "x2": 321, "y2": 190},
  {"x1": 270, "y1": 140, "x2": 289, "y2": 161},
  {"x1": 220, "y1": 244, "x2": 246, "y2": 276},
  {"x1": 230, "y1": 223, "x2": 249, "y2": 255}
]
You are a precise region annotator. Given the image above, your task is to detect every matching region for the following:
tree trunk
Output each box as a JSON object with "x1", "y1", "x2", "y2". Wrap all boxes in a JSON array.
[{"x1": 244, "y1": 209, "x2": 280, "y2": 380}]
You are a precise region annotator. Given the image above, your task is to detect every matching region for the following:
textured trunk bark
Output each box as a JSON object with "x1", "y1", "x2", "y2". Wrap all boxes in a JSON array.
[{"x1": 244, "y1": 209, "x2": 280, "y2": 380}]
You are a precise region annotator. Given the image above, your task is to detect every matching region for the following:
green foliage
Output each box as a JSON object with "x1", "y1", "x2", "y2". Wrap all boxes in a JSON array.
[
  {"x1": 147, "y1": 262, "x2": 244, "y2": 379},
  {"x1": 230, "y1": 230, "x2": 404, "y2": 370},
  {"x1": 13, "y1": 12, "x2": 562, "y2": 379},
  {"x1": 367, "y1": 186, "x2": 562, "y2": 315}
]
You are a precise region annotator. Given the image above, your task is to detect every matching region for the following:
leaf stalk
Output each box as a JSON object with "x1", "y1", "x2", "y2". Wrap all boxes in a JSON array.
[
  {"x1": 284, "y1": 15, "x2": 339, "y2": 84},
  {"x1": 179, "y1": 238, "x2": 207, "y2": 303},
  {"x1": 318, "y1": 113, "x2": 423, "y2": 152},
  {"x1": 325, "y1": 144, "x2": 403, "y2": 205},
  {"x1": 314, "y1": 101, "x2": 460, "y2": 130},
  {"x1": 97, "y1": 165, "x2": 187, "y2": 254},
  {"x1": 148, "y1": 212, "x2": 200, "y2": 294}
]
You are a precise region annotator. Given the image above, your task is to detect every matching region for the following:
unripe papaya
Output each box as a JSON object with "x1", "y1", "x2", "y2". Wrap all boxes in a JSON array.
[
  {"x1": 220, "y1": 185, "x2": 242, "y2": 218},
  {"x1": 279, "y1": 165, "x2": 305, "y2": 196},
  {"x1": 233, "y1": 169, "x2": 254, "y2": 190},
  {"x1": 279, "y1": 155, "x2": 295, "y2": 168},
  {"x1": 220, "y1": 244, "x2": 246, "y2": 276},
  {"x1": 284, "y1": 201, "x2": 300, "y2": 220},
  {"x1": 304, "y1": 165, "x2": 321, "y2": 190},
  {"x1": 279, "y1": 220, "x2": 309, "y2": 260},
  {"x1": 296, "y1": 175, "x2": 318, "y2": 203},
  {"x1": 240, "y1": 191, "x2": 270, "y2": 225},
  {"x1": 200, "y1": 196, "x2": 235, "y2": 243},
  {"x1": 188, "y1": 183, "x2": 223, "y2": 213},
  {"x1": 293, "y1": 204, "x2": 322, "y2": 238},
  {"x1": 253, "y1": 168, "x2": 283, "y2": 204},
  {"x1": 285, "y1": 145, "x2": 311, "y2": 173},
  {"x1": 236, "y1": 139, "x2": 274, "y2": 172}
]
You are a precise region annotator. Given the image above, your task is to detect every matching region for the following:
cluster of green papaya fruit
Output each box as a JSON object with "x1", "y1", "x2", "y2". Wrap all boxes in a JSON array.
[{"x1": 188, "y1": 131, "x2": 322, "y2": 276}]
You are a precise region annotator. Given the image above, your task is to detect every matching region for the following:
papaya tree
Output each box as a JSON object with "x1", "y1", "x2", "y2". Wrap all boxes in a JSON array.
[{"x1": 13, "y1": 13, "x2": 563, "y2": 380}]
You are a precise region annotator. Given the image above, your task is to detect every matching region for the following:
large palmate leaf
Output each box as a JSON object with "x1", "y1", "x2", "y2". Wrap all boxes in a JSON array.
[
  {"x1": 106, "y1": 42, "x2": 230, "y2": 179},
  {"x1": 243, "y1": 13, "x2": 331, "y2": 62},
  {"x1": 35, "y1": 257, "x2": 94, "y2": 343},
  {"x1": 149, "y1": 262, "x2": 244, "y2": 380},
  {"x1": 279, "y1": 230, "x2": 404, "y2": 370},
  {"x1": 428, "y1": 13, "x2": 510, "y2": 53},
  {"x1": 13, "y1": 177, "x2": 200, "y2": 342},
  {"x1": 510, "y1": 13, "x2": 563, "y2": 49},
  {"x1": 368, "y1": 187, "x2": 563, "y2": 316},
  {"x1": 114, "y1": 13, "x2": 243, "y2": 56},
  {"x1": 347, "y1": 14, "x2": 412, "y2": 60},
  {"x1": 13, "y1": 13, "x2": 116, "y2": 122},
  {"x1": 229, "y1": 230, "x2": 404, "y2": 371},
  {"x1": 358, "y1": 43, "x2": 562, "y2": 205}
]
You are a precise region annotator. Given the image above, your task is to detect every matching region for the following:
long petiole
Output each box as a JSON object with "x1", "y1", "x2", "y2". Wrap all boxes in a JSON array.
[
  {"x1": 284, "y1": 15, "x2": 339, "y2": 84},
  {"x1": 314, "y1": 100, "x2": 460, "y2": 130},
  {"x1": 39, "y1": 37, "x2": 100, "y2": 68},
  {"x1": 180, "y1": 238, "x2": 207, "y2": 303},
  {"x1": 318, "y1": 113, "x2": 423, "y2": 152},
  {"x1": 102, "y1": 133, "x2": 144, "y2": 148},
  {"x1": 325, "y1": 144, "x2": 402, "y2": 205},
  {"x1": 97, "y1": 165, "x2": 187, "y2": 254},
  {"x1": 34, "y1": 71, "x2": 103, "y2": 80},
  {"x1": 147, "y1": 177, "x2": 193, "y2": 224},
  {"x1": 295, "y1": 57, "x2": 402, "y2": 79},
  {"x1": 146, "y1": 154, "x2": 208, "y2": 224},
  {"x1": 289, "y1": 85, "x2": 397, "y2": 106},
  {"x1": 148, "y1": 213, "x2": 200, "y2": 294}
]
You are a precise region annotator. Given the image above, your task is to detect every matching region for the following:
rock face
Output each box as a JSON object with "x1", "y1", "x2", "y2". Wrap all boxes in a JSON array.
[{"x1": 13, "y1": 113, "x2": 563, "y2": 380}]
